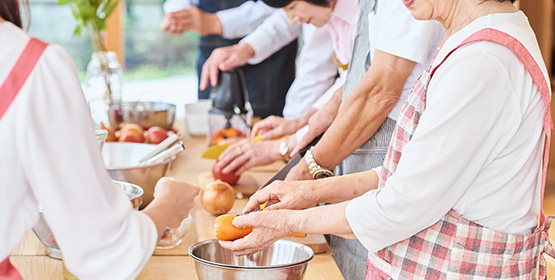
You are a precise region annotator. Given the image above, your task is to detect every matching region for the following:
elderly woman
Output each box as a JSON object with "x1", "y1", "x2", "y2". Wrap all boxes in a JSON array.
[
  {"x1": 214, "y1": 0, "x2": 358, "y2": 175},
  {"x1": 221, "y1": 0, "x2": 555, "y2": 278},
  {"x1": 0, "y1": 1, "x2": 199, "y2": 279}
]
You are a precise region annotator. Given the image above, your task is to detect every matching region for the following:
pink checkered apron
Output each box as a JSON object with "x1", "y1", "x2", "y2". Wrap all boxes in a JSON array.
[
  {"x1": 366, "y1": 28, "x2": 555, "y2": 279},
  {"x1": 0, "y1": 37, "x2": 48, "y2": 279}
]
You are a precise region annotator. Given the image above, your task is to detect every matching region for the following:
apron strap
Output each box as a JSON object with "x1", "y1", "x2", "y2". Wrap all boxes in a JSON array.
[
  {"x1": 0, "y1": 37, "x2": 47, "y2": 279},
  {"x1": 0, "y1": 38, "x2": 48, "y2": 120},
  {"x1": 431, "y1": 28, "x2": 552, "y2": 227}
]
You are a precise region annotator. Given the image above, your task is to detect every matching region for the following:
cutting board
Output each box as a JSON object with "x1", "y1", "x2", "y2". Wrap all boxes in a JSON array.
[{"x1": 195, "y1": 198, "x2": 330, "y2": 254}]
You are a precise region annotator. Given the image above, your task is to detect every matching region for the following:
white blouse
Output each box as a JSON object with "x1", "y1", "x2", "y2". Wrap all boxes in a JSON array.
[
  {"x1": 346, "y1": 11, "x2": 549, "y2": 253},
  {"x1": 0, "y1": 22, "x2": 157, "y2": 279}
]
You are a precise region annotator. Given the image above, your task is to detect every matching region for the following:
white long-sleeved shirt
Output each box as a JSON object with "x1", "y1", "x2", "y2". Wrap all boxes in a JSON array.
[
  {"x1": 241, "y1": 10, "x2": 338, "y2": 119},
  {"x1": 0, "y1": 22, "x2": 158, "y2": 279},
  {"x1": 163, "y1": 0, "x2": 275, "y2": 39},
  {"x1": 346, "y1": 11, "x2": 549, "y2": 253}
]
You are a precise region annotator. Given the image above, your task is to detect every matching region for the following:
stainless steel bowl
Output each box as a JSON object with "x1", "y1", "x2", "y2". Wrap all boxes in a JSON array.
[
  {"x1": 32, "y1": 181, "x2": 144, "y2": 259},
  {"x1": 107, "y1": 101, "x2": 176, "y2": 130},
  {"x1": 189, "y1": 239, "x2": 314, "y2": 280},
  {"x1": 102, "y1": 142, "x2": 175, "y2": 208}
]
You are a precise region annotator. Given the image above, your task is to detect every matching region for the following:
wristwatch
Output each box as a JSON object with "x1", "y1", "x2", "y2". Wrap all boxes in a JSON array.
[
  {"x1": 279, "y1": 136, "x2": 292, "y2": 162},
  {"x1": 305, "y1": 146, "x2": 334, "y2": 180}
]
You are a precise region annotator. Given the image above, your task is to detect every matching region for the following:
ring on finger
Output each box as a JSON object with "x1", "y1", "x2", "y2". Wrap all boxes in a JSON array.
[{"x1": 236, "y1": 146, "x2": 242, "y2": 156}]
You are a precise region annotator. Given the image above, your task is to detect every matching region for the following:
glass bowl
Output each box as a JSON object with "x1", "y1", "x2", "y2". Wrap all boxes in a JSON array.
[{"x1": 156, "y1": 214, "x2": 192, "y2": 249}]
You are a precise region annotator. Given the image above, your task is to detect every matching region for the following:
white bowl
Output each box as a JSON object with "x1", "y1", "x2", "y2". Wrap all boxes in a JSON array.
[{"x1": 185, "y1": 100, "x2": 211, "y2": 136}]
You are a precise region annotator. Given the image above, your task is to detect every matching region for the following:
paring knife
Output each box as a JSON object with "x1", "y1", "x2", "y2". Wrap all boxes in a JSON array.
[{"x1": 257, "y1": 134, "x2": 322, "y2": 190}]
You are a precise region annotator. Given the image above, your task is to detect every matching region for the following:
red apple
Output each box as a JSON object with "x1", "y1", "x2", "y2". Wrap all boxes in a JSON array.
[
  {"x1": 119, "y1": 132, "x2": 142, "y2": 143},
  {"x1": 212, "y1": 161, "x2": 241, "y2": 185},
  {"x1": 147, "y1": 126, "x2": 169, "y2": 144}
]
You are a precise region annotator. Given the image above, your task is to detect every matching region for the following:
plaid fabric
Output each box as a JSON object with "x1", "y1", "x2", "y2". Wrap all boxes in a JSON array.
[
  {"x1": 368, "y1": 28, "x2": 555, "y2": 279},
  {"x1": 378, "y1": 65, "x2": 430, "y2": 188}
]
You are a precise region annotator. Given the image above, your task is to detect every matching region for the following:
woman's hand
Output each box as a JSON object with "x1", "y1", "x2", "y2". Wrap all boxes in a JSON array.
[
  {"x1": 290, "y1": 88, "x2": 342, "y2": 157},
  {"x1": 242, "y1": 180, "x2": 318, "y2": 214},
  {"x1": 217, "y1": 139, "x2": 282, "y2": 175},
  {"x1": 219, "y1": 210, "x2": 294, "y2": 255},
  {"x1": 252, "y1": 116, "x2": 302, "y2": 140},
  {"x1": 142, "y1": 177, "x2": 200, "y2": 239},
  {"x1": 200, "y1": 44, "x2": 255, "y2": 90}
]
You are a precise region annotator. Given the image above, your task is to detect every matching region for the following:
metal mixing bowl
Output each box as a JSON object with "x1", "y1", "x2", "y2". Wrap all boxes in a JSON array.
[
  {"x1": 32, "y1": 181, "x2": 144, "y2": 259},
  {"x1": 189, "y1": 239, "x2": 314, "y2": 280},
  {"x1": 107, "y1": 101, "x2": 176, "y2": 130},
  {"x1": 102, "y1": 142, "x2": 175, "y2": 208}
]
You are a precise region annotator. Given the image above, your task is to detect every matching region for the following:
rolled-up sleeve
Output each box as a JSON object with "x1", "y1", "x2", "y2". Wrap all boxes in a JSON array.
[
  {"x1": 240, "y1": 9, "x2": 302, "y2": 64},
  {"x1": 217, "y1": 1, "x2": 276, "y2": 39}
]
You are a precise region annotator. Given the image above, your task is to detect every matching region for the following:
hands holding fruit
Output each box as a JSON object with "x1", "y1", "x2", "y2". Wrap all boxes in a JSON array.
[{"x1": 218, "y1": 210, "x2": 296, "y2": 255}]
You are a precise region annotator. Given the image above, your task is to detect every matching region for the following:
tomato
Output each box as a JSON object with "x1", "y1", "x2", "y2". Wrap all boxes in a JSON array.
[{"x1": 212, "y1": 161, "x2": 241, "y2": 185}]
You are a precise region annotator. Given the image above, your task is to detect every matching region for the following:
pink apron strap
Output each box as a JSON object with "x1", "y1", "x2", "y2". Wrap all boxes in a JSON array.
[
  {"x1": 0, "y1": 37, "x2": 48, "y2": 119},
  {"x1": 0, "y1": 37, "x2": 47, "y2": 280},
  {"x1": 432, "y1": 28, "x2": 553, "y2": 228},
  {"x1": 0, "y1": 258, "x2": 22, "y2": 280}
]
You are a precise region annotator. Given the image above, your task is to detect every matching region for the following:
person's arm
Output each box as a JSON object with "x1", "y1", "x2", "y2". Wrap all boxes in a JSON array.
[
  {"x1": 162, "y1": 0, "x2": 274, "y2": 38},
  {"x1": 199, "y1": 9, "x2": 302, "y2": 89},
  {"x1": 311, "y1": 51, "x2": 416, "y2": 170},
  {"x1": 285, "y1": 53, "x2": 413, "y2": 181},
  {"x1": 242, "y1": 169, "x2": 380, "y2": 213},
  {"x1": 240, "y1": 9, "x2": 302, "y2": 64},
  {"x1": 19, "y1": 45, "x2": 198, "y2": 279},
  {"x1": 216, "y1": 1, "x2": 276, "y2": 39},
  {"x1": 281, "y1": 24, "x2": 338, "y2": 119}
]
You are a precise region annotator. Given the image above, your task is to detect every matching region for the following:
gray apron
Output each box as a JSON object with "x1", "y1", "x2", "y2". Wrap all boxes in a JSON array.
[{"x1": 326, "y1": 0, "x2": 396, "y2": 279}]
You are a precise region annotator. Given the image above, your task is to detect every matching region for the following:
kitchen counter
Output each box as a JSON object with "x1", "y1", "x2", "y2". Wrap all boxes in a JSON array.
[{"x1": 9, "y1": 125, "x2": 345, "y2": 280}]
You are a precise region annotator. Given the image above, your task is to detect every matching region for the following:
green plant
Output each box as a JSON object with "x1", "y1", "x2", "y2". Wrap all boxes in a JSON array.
[{"x1": 57, "y1": 0, "x2": 119, "y2": 101}]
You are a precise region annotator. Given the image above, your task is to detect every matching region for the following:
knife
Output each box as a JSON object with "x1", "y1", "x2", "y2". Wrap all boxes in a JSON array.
[
  {"x1": 257, "y1": 134, "x2": 323, "y2": 190},
  {"x1": 249, "y1": 134, "x2": 323, "y2": 238}
]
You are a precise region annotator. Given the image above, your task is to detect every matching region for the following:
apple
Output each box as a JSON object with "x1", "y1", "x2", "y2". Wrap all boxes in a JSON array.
[
  {"x1": 120, "y1": 123, "x2": 145, "y2": 143},
  {"x1": 119, "y1": 132, "x2": 142, "y2": 143},
  {"x1": 212, "y1": 161, "x2": 241, "y2": 185},
  {"x1": 147, "y1": 126, "x2": 169, "y2": 144}
]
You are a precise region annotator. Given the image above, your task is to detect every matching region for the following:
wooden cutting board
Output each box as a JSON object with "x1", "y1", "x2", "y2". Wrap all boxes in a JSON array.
[{"x1": 195, "y1": 198, "x2": 330, "y2": 254}]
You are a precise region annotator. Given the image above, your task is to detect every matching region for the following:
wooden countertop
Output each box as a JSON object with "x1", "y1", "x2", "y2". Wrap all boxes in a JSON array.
[{"x1": 10, "y1": 126, "x2": 344, "y2": 280}]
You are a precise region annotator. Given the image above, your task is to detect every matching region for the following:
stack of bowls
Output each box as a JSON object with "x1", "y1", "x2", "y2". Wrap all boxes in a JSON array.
[
  {"x1": 102, "y1": 142, "x2": 176, "y2": 208},
  {"x1": 189, "y1": 239, "x2": 314, "y2": 280},
  {"x1": 32, "y1": 181, "x2": 144, "y2": 259}
]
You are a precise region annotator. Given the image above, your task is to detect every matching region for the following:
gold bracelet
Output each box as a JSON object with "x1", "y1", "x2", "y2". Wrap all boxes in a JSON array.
[{"x1": 304, "y1": 146, "x2": 334, "y2": 180}]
